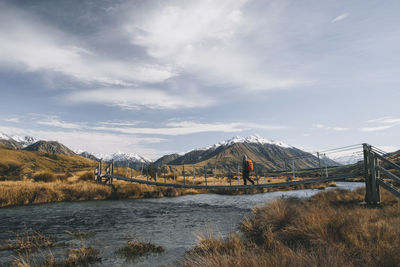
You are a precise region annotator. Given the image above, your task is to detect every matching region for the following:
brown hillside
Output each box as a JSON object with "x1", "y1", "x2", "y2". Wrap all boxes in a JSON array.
[{"x1": 0, "y1": 147, "x2": 96, "y2": 180}]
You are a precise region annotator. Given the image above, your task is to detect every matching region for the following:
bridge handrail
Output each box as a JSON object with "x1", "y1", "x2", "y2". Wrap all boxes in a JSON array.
[
  {"x1": 374, "y1": 152, "x2": 400, "y2": 171},
  {"x1": 103, "y1": 173, "x2": 356, "y2": 190}
]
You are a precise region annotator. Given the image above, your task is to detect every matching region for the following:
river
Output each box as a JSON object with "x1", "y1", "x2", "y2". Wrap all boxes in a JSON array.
[{"x1": 0, "y1": 182, "x2": 363, "y2": 266}]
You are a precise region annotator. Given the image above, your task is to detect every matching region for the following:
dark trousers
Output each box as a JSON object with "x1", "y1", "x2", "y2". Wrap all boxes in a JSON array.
[{"x1": 242, "y1": 170, "x2": 254, "y2": 185}]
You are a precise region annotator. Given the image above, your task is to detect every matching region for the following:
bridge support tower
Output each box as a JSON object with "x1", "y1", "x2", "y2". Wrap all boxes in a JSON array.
[{"x1": 363, "y1": 143, "x2": 380, "y2": 204}]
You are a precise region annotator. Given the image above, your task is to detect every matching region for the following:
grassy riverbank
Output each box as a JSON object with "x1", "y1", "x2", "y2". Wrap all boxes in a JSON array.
[
  {"x1": 183, "y1": 188, "x2": 400, "y2": 267},
  {"x1": 0, "y1": 175, "x2": 337, "y2": 208},
  {"x1": 0, "y1": 178, "x2": 202, "y2": 208}
]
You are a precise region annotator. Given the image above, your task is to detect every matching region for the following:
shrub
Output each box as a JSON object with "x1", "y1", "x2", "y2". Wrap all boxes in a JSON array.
[
  {"x1": 116, "y1": 238, "x2": 164, "y2": 259},
  {"x1": 78, "y1": 171, "x2": 94, "y2": 181},
  {"x1": 33, "y1": 172, "x2": 56, "y2": 182},
  {"x1": 0, "y1": 162, "x2": 23, "y2": 180}
]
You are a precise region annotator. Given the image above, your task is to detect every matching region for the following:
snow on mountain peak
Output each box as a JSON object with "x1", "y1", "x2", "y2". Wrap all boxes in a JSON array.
[
  {"x1": 0, "y1": 132, "x2": 11, "y2": 140},
  {"x1": 99, "y1": 151, "x2": 151, "y2": 163},
  {"x1": 0, "y1": 132, "x2": 37, "y2": 147},
  {"x1": 200, "y1": 134, "x2": 292, "y2": 151}
]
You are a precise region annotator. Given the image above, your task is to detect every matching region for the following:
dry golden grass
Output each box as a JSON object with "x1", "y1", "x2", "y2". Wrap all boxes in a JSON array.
[
  {"x1": 6, "y1": 230, "x2": 101, "y2": 267},
  {"x1": 116, "y1": 237, "x2": 164, "y2": 259},
  {"x1": 0, "y1": 177, "x2": 207, "y2": 208},
  {"x1": 0, "y1": 180, "x2": 112, "y2": 207},
  {"x1": 0, "y1": 147, "x2": 96, "y2": 180},
  {"x1": 183, "y1": 188, "x2": 400, "y2": 267}
]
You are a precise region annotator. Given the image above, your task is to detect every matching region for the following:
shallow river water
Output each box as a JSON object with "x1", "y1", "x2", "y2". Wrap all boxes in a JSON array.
[{"x1": 0, "y1": 182, "x2": 363, "y2": 266}]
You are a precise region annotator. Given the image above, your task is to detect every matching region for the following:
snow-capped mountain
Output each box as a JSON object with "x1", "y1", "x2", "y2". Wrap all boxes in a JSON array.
[
  {"x1": 11, "y1": 135, "x2": 37, "y2": 147},
  {"x1": 103, "y1": 151, "x2": 151, "y2": 163},
  {"x1": 163, "y1": 134, "x2": 338, "y2": 170},
  {"x1": 200, "y1": 134, "x2": 292, "y2": 151},
  {"x1": 0, "y1": 132, "x2": 37, "y2": 149}
]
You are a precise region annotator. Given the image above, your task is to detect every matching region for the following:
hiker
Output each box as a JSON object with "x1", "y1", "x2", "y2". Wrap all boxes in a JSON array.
[{"x1": 242, "y1": 155, "x2": 255, "y2": 185}]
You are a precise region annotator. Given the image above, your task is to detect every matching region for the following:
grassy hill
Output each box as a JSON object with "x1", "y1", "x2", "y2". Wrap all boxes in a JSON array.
[{"x1": 0, "y1": 147, "x2": 97, "y2": 180}]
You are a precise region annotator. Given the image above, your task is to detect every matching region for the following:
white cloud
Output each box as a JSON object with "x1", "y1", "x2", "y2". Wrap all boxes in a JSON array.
[
  {"x1": 35, "y1": 116, "x2": 82, "y2": 129},
  {"x1": 92, "y1": 121, "x2": 287, "y2": 136},
  {"x1": 313, "y1": 124, "x2": 349, "y2": 131},
  {"x1": 4, "y1": 117, "x2": 20, "y2": 123},
  {"x1": 0, "y1": 5, "x2": 175, "y2": 86},
  {"x1": 331, "y1": 13, "x2": 349, "y2": 23},
  {"x1": 361, "y1": 117, "x2": 400, "y2": 132},
  {"x1": 65, "y1": 88, "x2": 215, "y2": 110},
  {"x1": 123, "y1": 0, "x2": 307, "y2": 91}
]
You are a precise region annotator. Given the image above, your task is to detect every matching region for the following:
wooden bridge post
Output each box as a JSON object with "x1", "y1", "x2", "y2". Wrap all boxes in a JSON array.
[
  {"x1": 110, "y1": 161, "x2": 114, "y2": 185},
  {"x1": 285, "y1": 159, "x2": 289, "y2": 182},
  {"x1": 164, "y1": 166, "x2": 166, "y2": 183},
  {"x1": 214, "y1": 166, "x2": 216, "y2": 185},
  {"x1": 363, "y1": 143, "x2": 381, "y2": 204},
  {"x1": 193, "y1": 166, "x2": 195, "y2": 184},
  {"x1": 204, "y1": 166, "x2": 207, "y2": 186},
  {"x1": 174, "y1": 166, "x2": 176, "y2": 181},
  {"x1": 292, "y1": 160, "x2": 295, "y2": 181},
  {"x1": 324, "y1": 154, "x2": 329, "y2": 177},
  {"x1": 183, "y1": 165, "x2": 186, "y2": 185},
  {"x1": 317, "y1": 152, "x2": 323, "y2": 178},
  {"x1": 237, "y1": 164, "x2": 240, "y2": 185}
]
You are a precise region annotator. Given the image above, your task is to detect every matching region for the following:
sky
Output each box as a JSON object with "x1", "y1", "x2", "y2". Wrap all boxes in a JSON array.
[{"x1": 0, "y1": 0, "x2": 399, "y2": 159}]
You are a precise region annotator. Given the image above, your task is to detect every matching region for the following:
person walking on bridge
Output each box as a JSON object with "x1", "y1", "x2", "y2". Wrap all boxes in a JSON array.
[{"x1": 242, "y1": 155, "x2": 255, "y2": 185}]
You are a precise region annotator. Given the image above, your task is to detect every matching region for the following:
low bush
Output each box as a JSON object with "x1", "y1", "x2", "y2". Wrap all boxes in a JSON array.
[
  {"x1": 183, "y1": 188, "x2": 400, "y2": 267},
  {"x1": 33, "y1": 172, "x2": 56, "y2": 182},
  {"x1": 0, "y1": 162, "x2": 23, "y2": 180},
  {"x1": 116, "y1": 238, "x2": 164, "y2": 259},
  {"x1": 78, "y1": 171, "x2": 94, "y2": 181}
]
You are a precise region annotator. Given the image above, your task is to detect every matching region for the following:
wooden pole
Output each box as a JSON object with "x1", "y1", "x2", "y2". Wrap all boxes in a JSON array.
[
  {"x1": 237, "y1": 164, "x2": 240, "y2": 185},
  {"x1": 292, "y1": 160, "x2": 295, "y2": 181},
  {"x1": 317, "y1": 152, "x2": 323, "y2": 178},
  {"x1": 183, "y1": 164, "x2": 186, "y2": 185},
  {"x1": 204, "y1": 166, "x2": 207, "y2": 186},
  {"x1": 193, "y1": 166, "x2": 195, "y2": 184},
  {"x1": 214, "y1": 166, "x2": 216, "y2": 185}
]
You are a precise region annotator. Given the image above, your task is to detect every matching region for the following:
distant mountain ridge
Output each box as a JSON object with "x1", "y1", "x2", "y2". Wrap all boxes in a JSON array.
[
  {"x1": 24, "y1": 140, "x2": 76, "y2": 156},
  {"x1": 0, "y1": 132, "x2": 36, "y2": 150},
  {"x1": 102, "y1": 152, "x2": 150, "y2": 169},
  {"x1": 159, "y1": 135, "x2": 339, "y2": 171}
]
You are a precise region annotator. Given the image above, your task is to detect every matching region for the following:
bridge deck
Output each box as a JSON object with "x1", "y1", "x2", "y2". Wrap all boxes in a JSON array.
[{"x1": 101, "y1": 174, "x2": 357, "y2": 190}]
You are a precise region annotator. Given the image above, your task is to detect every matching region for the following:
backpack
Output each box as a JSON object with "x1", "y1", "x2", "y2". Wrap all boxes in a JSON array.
[{"x1": 246, "y1": 160, "x2": 254, "y2": 171}]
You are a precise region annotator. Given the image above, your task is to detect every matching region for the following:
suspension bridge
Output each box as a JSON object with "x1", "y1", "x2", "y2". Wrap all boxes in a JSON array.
[{"x1": 93, "y1": 143, "x2": 400, "y2": 204}]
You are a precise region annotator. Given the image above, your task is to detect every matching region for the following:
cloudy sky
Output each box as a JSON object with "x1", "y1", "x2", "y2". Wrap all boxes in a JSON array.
[{"x1": 0, "y1": 0, "x2": 399, "y2": 159}]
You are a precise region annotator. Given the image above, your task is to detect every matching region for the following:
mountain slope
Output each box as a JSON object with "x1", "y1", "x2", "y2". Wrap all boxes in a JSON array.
[
  {"x1": 0, "y1": 133, "x2": 23, "y2": 149},
  {"x1": 154, "y1": 153, "x2": 180, "y2": 167},
  {"x1": 102, "y1": 152, "x2": 151, "y2": 169},
  {"x1": 0, "y1": 147, "x2": 96, "y2": 179},
  {"x1": 24, "y1": 141, "x2": 76, "y2": 156},
  {"x1": 168, "y1": 135, "x2": 338, "y2": 171},
  {"x1": 79, "y1": 151, "x2": 100, "y2": 161}
]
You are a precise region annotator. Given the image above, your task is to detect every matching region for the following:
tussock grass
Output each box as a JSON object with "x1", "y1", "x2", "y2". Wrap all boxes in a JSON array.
[
  {"x1": 0, "y1": 180, "x2": 112, "y2": 207},
  {"x1": 0, "y1": 229, "x2": 54, "y2": 253},
  {"x1": 183, "y1": 188, "x2": 400, "y2": 267},
  {"x1": 8, "y1": 231, "x2": 101, "y2": 267},
  {"x1": 0, "y1": 179, "x2": 205, "y2": 208},
  {"x1": 33, "y1": 172, "x2": 56, "y2": 182},
  {"x1": 116, "y1": 238, "x2": 164, "y2": 260}
]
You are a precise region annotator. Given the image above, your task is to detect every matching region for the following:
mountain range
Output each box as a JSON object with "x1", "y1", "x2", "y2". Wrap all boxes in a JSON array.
[
  {"x1": 0, "y1": 132, "x2": 342, "y2": 171},
  {"x1": 155, "y1": 135, "x2": 339, "y2": 171}
]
